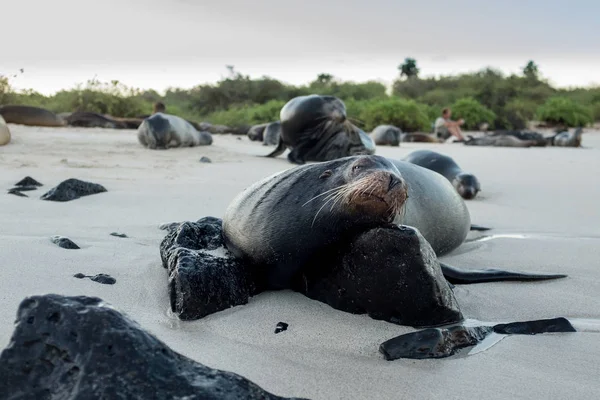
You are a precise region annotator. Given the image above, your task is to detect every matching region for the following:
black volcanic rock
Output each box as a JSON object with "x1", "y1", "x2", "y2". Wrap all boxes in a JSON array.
[
  {"x1": 110, "y1": 232, "x2": 128, "y2": 238},
  {"x1": 160, "y1": 217, "x2": 255, "y2": 320},
  {"x1": 9, "y1": 185, "x2": 38, "y2": 192},
  {"x1": 493, "y1": 317, "x2": 576, "y2": 335},
  {"x1": 15, "y1": 176, "x2": 43, "y2": 187},
  {"x1": 0, "y1": 295, "x2": 303, "y2": 400},
  {"x1": 275, "y1": 322, "x2": 289, "y2": 334},
  {"x1": 380, "y1": 325, "x2": 493, "y2": 360},
  {"x1": 51, "y1": 235, "x2": 80, "y2": 249},
  {"x1": 8, "y1": 188, "x2": 27, "y2": 197},
  {"x1": 296, "y1": 225, "x2": 463, "y2": 328},
  {"x1": 41, "y1": 178, "x2": 107, "y2": 202}
]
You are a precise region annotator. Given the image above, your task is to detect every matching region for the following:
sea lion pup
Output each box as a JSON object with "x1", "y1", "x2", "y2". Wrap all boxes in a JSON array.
[
  {"x1": 223, "y1": 155, "x2": 564, "y2": 290},
  {"x1": 262, "y1": 121, "x2": 281, "y2": 146},
  {"x1": 549, "y1": 127, "x2": 584, "y2": 147},
  {"x1": 464, "y1": 134, "x2": 537, "y2": 147},
  {"x1": 371, "y1": 125, "x2": 402, "y2": 146},
  {"x1": 0, "y1": 105, "x2": 65, "y2": 127},
  {"x1": 0, "y1": 115, "x2": 10, "y2": 146},
  {"x1": 247, "y1": 123, "x2": 268, "y2": 141},
  {"x1": 265, "y1": 94, "x2": 375, "y2": 164},
  {"x1": 403, "y1": 149, "x2": 481, "y2": 200},
  {"x1": 137, "y1": 112, "x2": 213, "y2": 149}
]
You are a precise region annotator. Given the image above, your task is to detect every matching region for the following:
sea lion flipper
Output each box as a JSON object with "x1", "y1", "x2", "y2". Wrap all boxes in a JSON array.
[
  {"x1": 264, "y1": 137, "x2": 286, "y2": 158},
  {"x1": 470, "y1": 224, "x2": 492, "y2": 231},
  {"x1": 440, "y1": 263, "x2": 567, "y2": 285}
]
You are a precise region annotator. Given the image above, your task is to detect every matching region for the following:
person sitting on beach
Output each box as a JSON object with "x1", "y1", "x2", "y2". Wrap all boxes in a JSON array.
[
  {"x1": 434, "y1": 108, "x2": 465, "y2": 141},
  {"x1": 153, "y1": 102, "x2": 166, "y2": 114}
]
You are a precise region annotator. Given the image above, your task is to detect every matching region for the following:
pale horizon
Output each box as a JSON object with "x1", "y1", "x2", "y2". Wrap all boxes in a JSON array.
[{"x1": 2, "y1": 0, "x2": 600, "y2": 95}]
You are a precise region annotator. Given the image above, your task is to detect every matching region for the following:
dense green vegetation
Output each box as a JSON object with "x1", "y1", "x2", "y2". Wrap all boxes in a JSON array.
[{"x1": 1, "y1": 59, "x2": 599, "y2": 131}]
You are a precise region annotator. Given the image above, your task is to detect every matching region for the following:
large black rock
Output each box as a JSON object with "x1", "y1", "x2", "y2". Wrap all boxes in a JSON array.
[
  {"x1": 0, "y1": 295, "x2": 304, "y2": 400},
  {"x1": 295, "y1": 225, "x2": 463, "y2": 328},
  {"x1": 160, "y1": 217, "x2": 256, "y2": 320},
  {"x1": 41, "y1": 179, "x2": 107, "y2": 202}
]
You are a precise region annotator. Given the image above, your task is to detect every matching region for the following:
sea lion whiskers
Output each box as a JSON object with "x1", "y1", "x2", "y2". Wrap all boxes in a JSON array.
[{"x1": 302, "y1": 185, "x2": 347, "y2": 207}]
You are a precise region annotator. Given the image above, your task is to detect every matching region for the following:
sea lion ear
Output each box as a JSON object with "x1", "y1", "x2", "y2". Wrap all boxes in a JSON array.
[{"x1": 319, "y1": 170, "x2": 333, "y2": 179}]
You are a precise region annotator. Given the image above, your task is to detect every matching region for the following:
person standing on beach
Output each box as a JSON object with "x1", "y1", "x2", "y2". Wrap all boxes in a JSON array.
[{"x1": 434, "y1": 108, "x2": 465, "y2": 141}]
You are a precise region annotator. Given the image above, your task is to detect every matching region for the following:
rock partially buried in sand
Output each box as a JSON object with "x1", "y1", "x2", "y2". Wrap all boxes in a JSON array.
[
  {"x1": 73, "y1": 273, "x2": 116, "y2": 284},
  {"x1": 160, "y1": 217, "x2": 255, "y2": 320},
  {"x1": 275, "y1": 322, "x2": 289, "y2": 334},
  {"x1": 9, "y1": 185, "x2": 38, "y2": 192},
  {"x1": 380, "y1": 317, "x2": 576, "y2": 360},
  {"x1": 15, "y1": 176, "x2": 43, "y2": 187},
  {"x1": 7, "y1": 189, "x2": 27, "y2": 197},
  {"x1": 199, "y1": 156, "x2": 212, "y2": 163},
  {"x1": 0, "y1": 294, "x2": 303, "y2": 400},
  {"x1": 110, "y1": 232, "x2": 128, "y2": 238},
  {"x1": 51, "y1": 235, "x2": 80, "y2": 249},
  {"x1": 41, "y1": 178, "x2": 107, "y2": 202},
  {"x1": 296, "y1": 225, "x2": 463, "y2": 328}
]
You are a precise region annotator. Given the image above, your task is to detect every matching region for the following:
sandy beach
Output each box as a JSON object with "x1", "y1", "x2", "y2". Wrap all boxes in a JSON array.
[{"x1": 1, "y1": 125, "x2": 599, "y2": 399}]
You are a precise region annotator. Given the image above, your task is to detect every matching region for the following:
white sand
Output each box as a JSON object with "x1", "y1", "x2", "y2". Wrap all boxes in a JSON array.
[{"x1": 1, "y1": 125, "x2": 599, "y2": 399}]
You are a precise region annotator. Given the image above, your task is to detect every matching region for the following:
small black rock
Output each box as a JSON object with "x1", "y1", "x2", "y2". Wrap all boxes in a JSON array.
[
  {"x1": 7, "y1": 189, "x2": 27, "y2": 197},
  {"x1": 199, "y1": 156, "x2": 212, "y2": 163},
  {"x1": 73, "y1": 273, "x2": 116, "y2": 285},
  {"x1": 90, "y1": 274, "x2": 117, "y2": 285},
  {"x1": 493, "y1": 317, "x2": 576, "y2": 335},
  {"x1": 110, "y1": 232, "x2": 128, "y2": 238},
  {"x1": 0, "y1": 295, "x2": 303, "y2": 400},
  {"x1": 14, "y1": 176, "x2": 43, "y2": 187},
  {"x1": 51, "y1": 235, "x2": 80, "y2": 249},
  {"x1": 275, "y1": 322, "x2": 289, "y2": 334},
  {"x1": 8, "y1": 185, "x2": 38, "y2": 192},
  {"x1": 41, "y1": 178, "x2": 107, "y2": 202}
]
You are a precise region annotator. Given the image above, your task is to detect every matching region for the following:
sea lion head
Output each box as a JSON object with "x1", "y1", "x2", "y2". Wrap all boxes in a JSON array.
[
  {"x1": 309, "y1": 155, "x2": 408, "y2": 226},
  {"x1": 453, "y1": 173, "x2": 480, "y2": 200},
  {"x1": 142, "y1": 113, "x2": 171, "y2": 149}
]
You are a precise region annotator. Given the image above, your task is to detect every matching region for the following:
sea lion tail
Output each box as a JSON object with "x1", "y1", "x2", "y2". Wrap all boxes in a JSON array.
[
  {"x1": 440, "y1": 263, "x2": 567, "y2": 285},
  {"x1": 264, "y1": 137, "x2": 286, "y2": 158}
]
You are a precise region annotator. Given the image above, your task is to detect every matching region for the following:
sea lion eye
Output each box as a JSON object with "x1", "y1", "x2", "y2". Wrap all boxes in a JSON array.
[{"x1": 352, "y1": 165, "x2": 362, "y2": 171}]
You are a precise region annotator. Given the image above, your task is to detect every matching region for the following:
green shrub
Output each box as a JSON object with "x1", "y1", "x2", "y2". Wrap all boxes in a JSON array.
[
  {"x1": 247, "y1": 100, "x2": 286, "y2": 124},
  {"x1": 536, "y1": 97, "x2": 593, "y2": 127},
  {"x1": 499, "y1": 98, "x2": 538, "y2": 130},
  {"x1": 358, "y1": 98, "x2": 430, "y2": 132},
  {"x1": 591, "y1": 102, "x2": 600, "y2": 122},
  {"x1": 450, "y1": 98, "x2": 496, "y2": 130}
]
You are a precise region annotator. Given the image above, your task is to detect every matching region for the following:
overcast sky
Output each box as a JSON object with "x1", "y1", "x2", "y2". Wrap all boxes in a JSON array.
[{"x1": 2, "y1": 0, "x2": 600, "y2": 94}]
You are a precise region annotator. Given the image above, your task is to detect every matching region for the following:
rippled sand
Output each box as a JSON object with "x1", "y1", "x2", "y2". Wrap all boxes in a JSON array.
[{"x1": 1, "y1": 125, "x2": 599, "y2": 399}]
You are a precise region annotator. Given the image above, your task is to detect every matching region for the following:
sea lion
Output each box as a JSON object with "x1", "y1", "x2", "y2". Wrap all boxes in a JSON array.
[
  {"x1": 549, "y1": 127, "x2": 584, "y2": 147},
  {"x1": 247, "y1": 123, "x2": 268, "y2": 141},
  {"x1": 0, "y1": 115, "x2": 10, "y2": 146},
  {"x1": 223, "y1": 155, "x2": 562, "y2": 289},
  {"x1": 491, "y1": 130, "x2": 548, "y2": 147},
  {"x1": 112, "y1": 117, "x2": 144, "y2": 129},
  {"x1": 262, "y1": 121, "x2": 281, "y2": 146},
  {"x1": 401, "y1": 132, "x2": 442, "y2": 143},
  {"x1": 137, "y1": 112, "x2": 213, "y2": 149},
  {"x1": 65, "y1": 112, "x2": 125, "y2": 129},
  {"x1": 0, "y1": 105, "x2": 65, "y2": 127},
  {"x1": 371, "y1": 125, "x2": 401, "y2": 146},
  {"x1": 265, "y1": 95, "x2": 375, "y2": 164},
  {"x1": 464, "y1": 135, "x2": 536, "y2": 147},
  {"x1": 402, "y1": 150, "x2": 481, "y2": 200}
]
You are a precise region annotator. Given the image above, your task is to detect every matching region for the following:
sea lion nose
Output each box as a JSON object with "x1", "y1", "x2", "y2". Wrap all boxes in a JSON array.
[{"x1": 388, "y1": 175, "x2": 403, "y2": 191}]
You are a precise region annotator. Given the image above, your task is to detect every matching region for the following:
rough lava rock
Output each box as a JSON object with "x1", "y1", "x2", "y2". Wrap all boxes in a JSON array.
[
  {"x1": 41, "y1": 178, "x2": 107, "y2": 202},
  {"x1": 110, "y1": 232, "x2": 128, "y2": 238},
  {"x1": 380, "y1": 317, "x2": 576, "y2": 360},
  {"x1": 160, "y1": 217, "x2": 256, "y2": 320},
  {"x1": 9, "y1": 185, "x2": 38, "y2": 192},
  {"x1": 15, "y1": 176, "x2": 43, "y2": 187},
  {"x1": 51, "y1": 235, "x2": 80, "y2": 249},
  {"x1": 295, "y1": 225, "x2": 463, "y2": 328},
  {"x1": 0, "y1": 294, "x2": 304, "y2": 400},
  {"x1": 275, "y1": 322, "x2": 289, "y2": 334},
  {"x1": 8, "y1": 188, "x2": 27, "y2": 197}
]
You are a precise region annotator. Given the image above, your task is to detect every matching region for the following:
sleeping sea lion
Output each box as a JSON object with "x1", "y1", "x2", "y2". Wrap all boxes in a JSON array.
[
  {"x1": 137, "y1": 112, "x2": 213, "y2": 149},
  {"x1": 0, "y1": 105, "x2": 65, "y2": 127}
]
